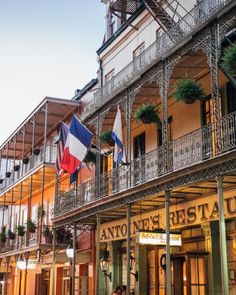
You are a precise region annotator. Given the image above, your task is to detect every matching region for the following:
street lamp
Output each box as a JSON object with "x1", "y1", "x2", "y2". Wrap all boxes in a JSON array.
[{"x1": 100, "y1": 250, "x2": 112, "y2": 282}]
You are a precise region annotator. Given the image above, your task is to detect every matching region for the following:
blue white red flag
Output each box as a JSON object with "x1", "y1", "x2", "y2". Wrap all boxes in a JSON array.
[
  {"x1": 61, "y1": 115, "x2": 93, "y2": 175},
  {"x1": 56, "y1": 122, "x2": 69, "y2": 175},
  {"x1": 111, "y1": 105, "x2": 125, "y2": 164}
]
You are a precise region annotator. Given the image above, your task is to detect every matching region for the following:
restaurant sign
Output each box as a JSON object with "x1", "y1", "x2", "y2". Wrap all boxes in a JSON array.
[
  {"x1": 99, "y1": 190, "x2": 236, "y2": 242},
  {"x1": 138, "y1": 231, "x2": 182, "y2": 246}
]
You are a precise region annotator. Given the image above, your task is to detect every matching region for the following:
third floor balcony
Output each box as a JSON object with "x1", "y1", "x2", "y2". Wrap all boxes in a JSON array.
[
  {"x1": 81, "y1": 0, "x2": 234, "y2": 120},
  {"x1": 0, "y1": 97, "x2": 80, "y2": 195}
]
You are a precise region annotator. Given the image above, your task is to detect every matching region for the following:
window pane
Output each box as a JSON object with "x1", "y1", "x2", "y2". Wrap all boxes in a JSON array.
[
  {"x1": 190, "y1": 258, "x2": 198, "y2": 284},
  {"x1": 198, "y1": 258, "x2": 206, "y2": 284}
]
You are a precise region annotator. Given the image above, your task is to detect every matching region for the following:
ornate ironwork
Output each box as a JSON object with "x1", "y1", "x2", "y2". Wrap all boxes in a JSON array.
[
  {"x1": 54, "y1": 111, "x2": 236, "y2": 220},
  {"x1": 82, "y1": 0, "x2": 235, "y2": 122}
]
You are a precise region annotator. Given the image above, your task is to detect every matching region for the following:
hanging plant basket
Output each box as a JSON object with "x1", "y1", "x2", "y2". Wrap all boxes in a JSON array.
[
  {"x1": 100, "y1": 130, "x2": 114, "y2": 146},
  {"x1": 43, "y1": 226, "x2": 53, "y2": 243},
  {"x1": 134, "y1": 103, "x2": 161, "y2": 125},
  {"x1": 56, "y1": 227, "x2": 72, "y2": 244},
  {"x1": 33, "y1": 148, "x2": 40, "y2": 156},
  {"x1": 84, "y1": 151, "x2": 96, "y2": 165},
  {"x1": 5, "y1": 172, "x2": 11, "y2": 178},
  {"x1": 0, "y1": 228, "x2": 6, "y2": 244},
  {"x1": 26, "y1": 219, "x2": 37, "y2": 233},
  {"x1": 23, "y1": 157, "x2": 29, "y2": 165},
  {"x1": 221, "y1": 44, "x2": 236, "y2": 76},
  {"x1": 16, "y1": 225, "x2": 25, "y2": 237},
  {"x1": 13, "y1": 164, "x2": 20, "y2": 172},
  {"x1": 173, "y1": 77, "x2": 204, "y2": 104},
  {"x1": 8, "y1": 229, "x2": 16, "y2": 240},
  {"x1": 0, "y1": 232, "x2": 6, "y2": 244}
]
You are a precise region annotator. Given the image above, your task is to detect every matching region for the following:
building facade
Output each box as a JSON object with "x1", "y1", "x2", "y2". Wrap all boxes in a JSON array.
[
  {"x1": 0, "y1": 0, "x2": 236, "y2": 294},
  {"x1": 53, "y1": 0, "x2": 236, "y2": 295}
]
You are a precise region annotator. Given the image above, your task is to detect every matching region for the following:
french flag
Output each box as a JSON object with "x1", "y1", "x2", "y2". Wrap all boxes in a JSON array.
[{"x1": 61, "y1": 115, "x2": 93, "y2": 175}]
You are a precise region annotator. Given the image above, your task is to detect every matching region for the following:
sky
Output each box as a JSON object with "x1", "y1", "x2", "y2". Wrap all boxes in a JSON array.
[{"x1": 0, "y1": 0, "x2": 105, "y2": 144}]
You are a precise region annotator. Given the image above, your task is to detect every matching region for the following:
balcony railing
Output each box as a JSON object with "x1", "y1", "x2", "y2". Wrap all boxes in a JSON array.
[
  {"x1": 54, "y1": 111, "x2": 236, "y2": 217},
  {"x1": 81, "y1": 0, "x2": 231, "y2": 119},
  {"x1": 0, "y1": 225, "x2": 53, "y2": 254},
  {"x1": 0, "y1": 145, "x2": 56, "y2": 192}
]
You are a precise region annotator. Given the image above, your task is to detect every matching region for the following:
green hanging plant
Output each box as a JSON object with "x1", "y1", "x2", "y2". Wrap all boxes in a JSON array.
[
  {"x1": 0, "y1": 227, "x2": 6, "y2": 243},
  {"x1": 7, "y1": 229, "x2": 16, "y2": 240},
  {"x1": 134, "y1": 103, "x2": 161, "y2": 125},
  {"x1": 84, "y1": 151, "x2": 96, "y2": 165},
  {"x1": 26, "y1": 219, "x2": 37, "y2": 233},
  {"x1": 221, "y1": 44, "x2": 236, "y2": 76},
  {"x1": 173, "y1": 77, "x2": 204, "y2": 104},
  {"x1": 16, "y1": 225, "x2": 25, "y2": 237},
  {"x1": 100, "y1": 130, "x2": 114, "y2": 146},
  {"x1": 37, "y1": 205, "x2": 46, "y2": 220}
]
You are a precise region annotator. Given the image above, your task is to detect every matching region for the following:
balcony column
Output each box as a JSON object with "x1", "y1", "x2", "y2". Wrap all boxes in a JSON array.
[
  {"x1": 51, "y1": 227, "x2": 56, "y2": 295},
  {"x1": 9, "y1": 188, "x2": 14, "y2": 247},
  {"x1": 17, "y1": 182, "x2": 23, "y2": 248},
  {"x1": 13, "y1": 135, "x2": 17, "y2": 182},
  {"x1": 72, "y1": 222, "x2": 77, "y2": 295},
  {"x1": 1, "y1": 193, "x2": 6, "y2": 230},
  {"x1": 43, "y1": 101, "x2": 48, "y2": 162},
  {"x1": 209, "y1": 25, "x2": 221, "y2": 155},
  {"x1": 23, "y1": 252, "x2": 29, "y2": 295},
  {"x1": 39, "y1": 166, "x2": 45, "y2": 243},
  {"x1": 216, "y1": 175, "x2": 229, "y2": 295},
  {"x1": 127, "y1": 203, "x2": 131, "y2": 295},
  {"x1": 124, "y1": 89, "x2": 135, "y2": 188},
  {"x1": 4, "y1": 256, "x2": 10, "y2": 295},
  {"x1": 96, "y1": 214, "x2": 100, "y2": 295},
  {"x1": 165, "y1": 190, "x2": 171, "y2": 295},
  {"x1": 5, "y1": 144, "x2": 9, "y2": 185},
  {"x1": 21, "y1": 127, "x2": 26, "y2": 176},
  {"x1": 26, "y1": 175, "x2": 33, "y2": 246},
  {"x1": 160, "y1": 62, "x2": 170, "y2": 173},
  {"x1": 94, "y1": 113, "x2": 106, "y2": 198},
  {"x1": 31, "y1": 115, "x2": 36, "y2": 158}
]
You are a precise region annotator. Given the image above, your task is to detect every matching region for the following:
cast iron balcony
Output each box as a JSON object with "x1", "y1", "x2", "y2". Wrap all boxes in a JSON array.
[
  {"x1": 81, "y1": 0, "x2": 232, "y2": 120},
  {"x1": 54, "y1": 111, "x2": 236, "y2": 217},
  {"x1": 0, "y1": 145, "x2": 57, "y2": 193}
]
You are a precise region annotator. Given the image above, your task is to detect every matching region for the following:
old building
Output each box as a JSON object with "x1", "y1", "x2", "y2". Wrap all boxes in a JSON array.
[{"x1": 53, "y1": 0, "x2": 236, "y2": 295}]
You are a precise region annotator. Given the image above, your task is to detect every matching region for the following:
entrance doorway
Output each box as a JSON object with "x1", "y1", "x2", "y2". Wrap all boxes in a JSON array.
[{"x1": 147, "y1": 248, "x2": 208, "y2": 295}]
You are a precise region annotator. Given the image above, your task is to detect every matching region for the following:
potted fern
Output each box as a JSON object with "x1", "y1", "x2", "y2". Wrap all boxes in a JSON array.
[
  {"x1": 100, "y1": 130, "x2": 114, "y2": 146},
  {"x1": 173, "y1": 77, "x2": 204, "y2": 104},
  {"x1": 16, "y1": 225, "x2": 25, "y2": 237},
  {"x1": 42, "y1": 225, "x2": 53, "y2": 244},
  {"x1": 0, "y1": 228, "x2": 6, "y2": 244},
  {"x1": 134, "y1": 103, "x2": 161, "y2": 125},
  {"x1": 56, "y1": 227, "x2": 72, "y2": 244},
  {"x1": 13, "y1": 164, "x2": 20, "y2": 172},
  {"x1": 222, "y1": 44, "x2": 236, "y2": 76},
  {"x1": 26, "y1": 219, "x2": 37, "y2": 233},
  {"x1": 8, "y1": 229, "x2": 16, "y2": 240},
  {"x1": 33, "y1": 148, "x2": 40, "y2": 156},
  {"x1": 84, "y1": 151, "x2": 96, "y2": 165}
]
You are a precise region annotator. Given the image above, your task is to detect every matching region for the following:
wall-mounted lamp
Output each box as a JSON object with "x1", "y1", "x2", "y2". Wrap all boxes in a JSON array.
[
  {"x1": 125, "y1": 254, "x2": 139, "y2": 282},
  {"x1": 100, "y1": 250, "x2": 112, "y2": 282}
]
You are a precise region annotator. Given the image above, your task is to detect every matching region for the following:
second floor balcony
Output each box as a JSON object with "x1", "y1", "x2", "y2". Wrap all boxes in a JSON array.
[{"x1": 54, "y1": 110, "x2": 236, "y2": 217}]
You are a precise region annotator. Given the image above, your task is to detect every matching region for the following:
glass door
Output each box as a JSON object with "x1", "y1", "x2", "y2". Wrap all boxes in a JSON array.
[{"x1": 147, "y1": 249, "x2": 208, "y2": 295}]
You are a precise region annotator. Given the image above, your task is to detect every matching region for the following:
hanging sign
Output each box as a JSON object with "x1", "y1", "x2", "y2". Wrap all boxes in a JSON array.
[{"x1": 138, "y1": 231, "x2": 182, "y2": 246}]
